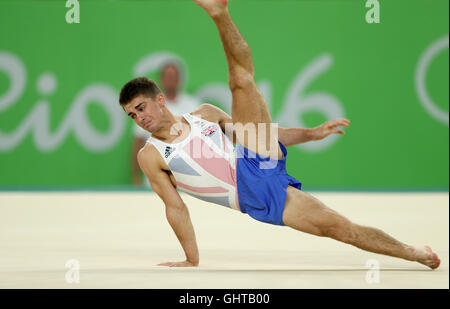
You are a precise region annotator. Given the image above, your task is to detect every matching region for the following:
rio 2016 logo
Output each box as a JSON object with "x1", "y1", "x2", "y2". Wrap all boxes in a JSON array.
[
  {"x1": 1, "y1": 38, "x2": 447, "y2": 154},
  {"x1": 0, "y1": 51, "x2": 346, "y2": 153},
  {"x1": 415, "y1": 35, "x2": 449, "y2": 126},
  {"x1": 0, "y1": 51, "x2": 124, "y2": 153}
]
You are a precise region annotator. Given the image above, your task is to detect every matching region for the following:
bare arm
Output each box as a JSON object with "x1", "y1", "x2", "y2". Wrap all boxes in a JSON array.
[
  {"x1": 138, "y1": 145, "x2": 199, "y2": 267},
  {"x1": 292, "y1": 118, "x2": 351, "y2": 145},
  {"x1": 278, "y1": 127, "x2": 314, "y2": 146},
  {"x1": 277, "y1": 118, "x2": 350, "y2": 146},
  {"x1": 195, "y1": 104, "x2": 350, "y2": 146}
]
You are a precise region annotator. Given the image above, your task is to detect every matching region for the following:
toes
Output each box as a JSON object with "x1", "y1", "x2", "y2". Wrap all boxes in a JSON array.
[
  {"x1": 432, "y1": 253, "x2": 441, "y2": 268},
  {"x1": 426, "y1": 252, "x2": 441, "y2": 269}
]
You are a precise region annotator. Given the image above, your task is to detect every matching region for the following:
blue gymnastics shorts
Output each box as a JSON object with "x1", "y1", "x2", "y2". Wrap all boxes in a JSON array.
[{"x1": 236, "y1": 141, "x2": 302, "y2": 226}]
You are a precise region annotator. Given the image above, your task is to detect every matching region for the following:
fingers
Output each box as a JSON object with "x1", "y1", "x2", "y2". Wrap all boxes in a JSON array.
[
  {"x1": 326, "y1": 118, "x2": 350, "y2": 136},
  {"x1": 157, "y1": 262, "x2": 174, "y2": 267},
  {"x1": 171, "y1": 262, "x2": 193, "y2": 267},
  {"x1": 332, "y1": 118, "x2": 350, "y2": 127},
  {"x1": 157, "y1": 261, "x2": 196, "y2": 267}
]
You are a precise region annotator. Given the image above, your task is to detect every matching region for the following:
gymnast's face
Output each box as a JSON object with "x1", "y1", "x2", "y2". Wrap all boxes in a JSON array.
[{"x1": 124, "y1": 94, "x2": 165, "y2": 132}]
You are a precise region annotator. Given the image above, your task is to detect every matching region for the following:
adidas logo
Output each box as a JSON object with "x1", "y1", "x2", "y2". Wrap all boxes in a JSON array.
[{"x1": 165, "y1": 146, "x2": 175, "y2": 158}]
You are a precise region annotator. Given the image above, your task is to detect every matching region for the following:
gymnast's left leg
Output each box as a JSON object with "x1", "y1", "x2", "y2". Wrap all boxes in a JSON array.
[{"x1": 193, "y1": 0, "x2": 282, "y2": 160}]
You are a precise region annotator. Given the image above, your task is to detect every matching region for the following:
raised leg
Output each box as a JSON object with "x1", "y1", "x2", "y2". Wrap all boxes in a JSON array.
[
  {"x1": 282, "y1": 186, "x2": 441, "y2": 269},
  {"x1": 194, "y1": 0, "x2": 282, "y2": 159}
]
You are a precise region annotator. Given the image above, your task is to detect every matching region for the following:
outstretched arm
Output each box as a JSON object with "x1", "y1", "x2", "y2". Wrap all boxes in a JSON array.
[
  {"x1": 196, "y1": 104, "x2": 350, "y2": 146},
  {"x1": 138, "y1": 145, "x2": 199, "y2": 267},
  {"x1": 279, "y1": 118, "x2": 350, "y2": 146}
]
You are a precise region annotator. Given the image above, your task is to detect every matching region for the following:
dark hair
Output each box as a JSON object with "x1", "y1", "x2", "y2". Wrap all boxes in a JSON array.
[{"x1": 119, "y1": 77, "x2": 162, "y2": 106}]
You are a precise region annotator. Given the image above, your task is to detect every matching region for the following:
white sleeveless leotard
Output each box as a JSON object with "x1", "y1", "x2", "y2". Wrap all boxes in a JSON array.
[{"x1": 146, "y1": 113, "x2": 240, "y2": 211}]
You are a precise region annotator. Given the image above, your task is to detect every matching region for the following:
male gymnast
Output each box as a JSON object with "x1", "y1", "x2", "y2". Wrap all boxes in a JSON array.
[{"x1": 119, "y1": 0, "x2": 440, "y2": 269}]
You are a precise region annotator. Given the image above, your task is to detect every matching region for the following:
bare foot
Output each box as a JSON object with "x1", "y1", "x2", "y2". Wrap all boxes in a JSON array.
[
  {"x1": 193, "y1": 0, "x2": 228, "y2": 17},
  {"x1": 413, "y1": 246, "x2": 441, "y2": 269}
]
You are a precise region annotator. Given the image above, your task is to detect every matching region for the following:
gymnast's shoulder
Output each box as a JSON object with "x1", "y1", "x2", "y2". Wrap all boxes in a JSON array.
[
  {"x1": 137, "y1": 142, "x2": 165, "y2": 173},
  {"x1": 190, "y1": 103, "x2": 232, "y2": 127}
]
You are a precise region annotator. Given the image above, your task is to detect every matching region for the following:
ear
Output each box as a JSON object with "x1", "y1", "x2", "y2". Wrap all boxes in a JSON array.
[{"x1": 156, "y1": 93, "x2": 166, "y2": 107}]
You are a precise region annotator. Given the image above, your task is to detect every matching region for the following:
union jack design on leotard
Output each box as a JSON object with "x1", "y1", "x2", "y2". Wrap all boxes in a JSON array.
[
  {"x1": 146, "y1": 113, "x2": 240, "y2": 211},
  {"x1": 201, "y1": 125, "x2": 217, "y2": 137}
]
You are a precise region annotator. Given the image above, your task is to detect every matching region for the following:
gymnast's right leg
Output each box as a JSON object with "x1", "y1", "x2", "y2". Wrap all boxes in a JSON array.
[
  {"x1": 194, "y1": 0, "x2": 283, "y2": 159},
  {"x1": 282, "y1": 186, "x2": 441, "y2": 269}
]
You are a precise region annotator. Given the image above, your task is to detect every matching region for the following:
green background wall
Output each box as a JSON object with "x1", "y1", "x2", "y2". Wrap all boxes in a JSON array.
[{"x1": 0, "y1": 0, "x2": 448, "y2": 190}]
